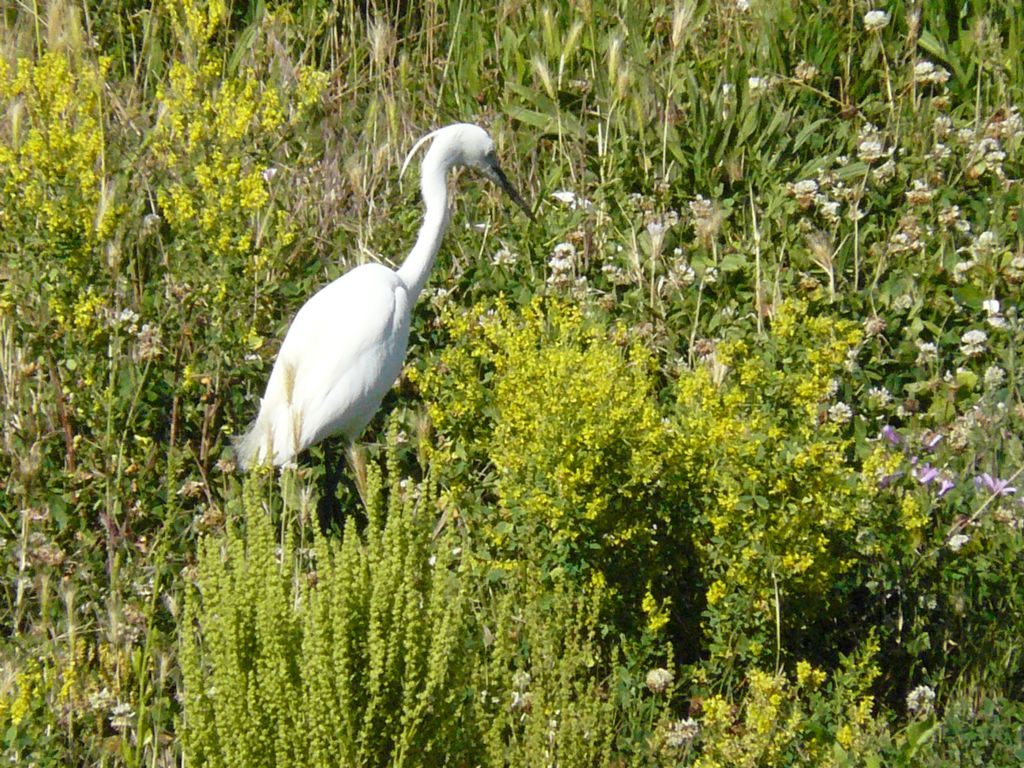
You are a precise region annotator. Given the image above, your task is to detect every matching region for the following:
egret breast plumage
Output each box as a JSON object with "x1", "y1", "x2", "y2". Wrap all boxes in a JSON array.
[{"x1": 235, "y1": 123, "x2": 532, "y2": 470}]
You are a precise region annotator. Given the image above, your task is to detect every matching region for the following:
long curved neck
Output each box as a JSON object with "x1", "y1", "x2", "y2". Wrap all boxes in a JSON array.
[{"x1": 397, "y1": 145, "x2": 451, "y2": 303}]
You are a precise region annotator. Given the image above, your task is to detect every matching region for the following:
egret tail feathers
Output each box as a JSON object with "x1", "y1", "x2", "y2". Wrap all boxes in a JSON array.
[{"x1": 233, "y1": 420, "x2": 265, "y2": 471}]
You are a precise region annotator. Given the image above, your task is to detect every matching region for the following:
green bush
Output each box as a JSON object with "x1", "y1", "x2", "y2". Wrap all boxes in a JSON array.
[{"x1": 181, "y1": 431, "x2": 673, "y2": 766}]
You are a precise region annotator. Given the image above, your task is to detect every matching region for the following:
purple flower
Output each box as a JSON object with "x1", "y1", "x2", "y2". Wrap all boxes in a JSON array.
[
  {"x1": 922, "y1": 432, "x2": 944, "y2": 452},
  {"x1": 936, "y1": 477, "x2": 955, "y2": 498},
  {"x1": 881, "y1": 425, "x2": 902, "y2": 446},
  {"x1": 913, "y1": 463, "x2": 940, "y2": 485},
  {"x1": 974, "y1": 473, "x2": 1018, "y2": 497}
]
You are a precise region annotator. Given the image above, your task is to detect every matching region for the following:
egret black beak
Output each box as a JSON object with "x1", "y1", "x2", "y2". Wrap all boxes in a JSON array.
[{"x1": 488, "y1": 162, "x2": 535, "y2": 222}]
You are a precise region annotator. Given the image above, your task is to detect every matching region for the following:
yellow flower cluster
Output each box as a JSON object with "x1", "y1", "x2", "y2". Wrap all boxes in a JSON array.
[
  {"x1": 0, "y1": 52, "x2": 118, "y2": 254},
  {"x1": 696, "y1": 650, "x2": 880, "y2": 767},
  {"x1": 678, "y1": 300, "x2": 864, "y2": 669},
  {"x1": 414, "y1": 298, "x2": 672, "y2": 550}
]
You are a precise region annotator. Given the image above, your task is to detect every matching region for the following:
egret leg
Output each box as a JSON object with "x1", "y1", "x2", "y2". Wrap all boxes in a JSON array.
[{"x1": 314, "y1": 440, "x2": 369, "y2": 534}]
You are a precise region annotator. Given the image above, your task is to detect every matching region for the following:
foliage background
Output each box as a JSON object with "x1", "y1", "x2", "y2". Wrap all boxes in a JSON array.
[{"x1": 1, "y1": 0, "x2": 1022, "y2": 765}]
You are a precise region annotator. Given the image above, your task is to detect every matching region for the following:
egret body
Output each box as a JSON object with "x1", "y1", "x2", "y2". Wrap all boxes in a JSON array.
[{"x1": 236, "y1": 123, "x2": 531, "y2": 470}]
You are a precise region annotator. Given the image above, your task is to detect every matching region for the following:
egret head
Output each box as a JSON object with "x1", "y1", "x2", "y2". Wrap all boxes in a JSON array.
[{"x1": 402, "y1": 123, "x2": 535, "y2": 220}]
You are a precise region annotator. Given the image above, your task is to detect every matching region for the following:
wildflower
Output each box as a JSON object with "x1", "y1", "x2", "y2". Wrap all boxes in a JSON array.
[
  {"x1": 863, "y1": 10, "x2": 891, "y2": 31},
  {"x1": 984, "y1": 365, "x2": 1006, "y2": 388},
  {"x1": 601, "y1": 263, "x2": 630, "y2": 285},
  {"x1": 664, "y1": 718, "x2": 700, "y2": 748},
  {"x1": 906, "y1": 685, "x2": 936, "y2": 716},
  {"x1": 983, "y1": 299, "x2": 1006, "y2": 329},
  {"x1": 906, "y1": 179, "x2": 933, "y2": 205},
  {"x1": 912, "y1": 463, "x2": 940, "y2": 486},
  {"x1": 864, "y1": 316, "x2": 886, "y2": 336},
  {"x1": 921, "y1": 432, "x2": 943, "y2": 452},
  {"x1": 646, "y1": 667, "x2": 674, "y2": 694},
  {"x1": 261, "y1": 167, "x2": 278, "y2": 182},
  {"x1": 953, "y1": 258, "x2": 976, "y2": 284},
  {"x1": 734, "y1": 0, "x2": 750, "y2": 11},
  {"x1": 972, "y1": 230, "x2": 999, "y2": 257},
  {"x1": 548, "y1": 242, "x2": 576, "y2": 288},
  {"x1": 881, "y1": 424, "x2": 902, "y2": 445},
  {"x1": 816, "y1": 195, "x2": 841, "y2": 224},
  {"x1": 141, "y1": 213, "x2": 163, "y2": 238},
  {"x1": 795, "y1": 60, "x2": 818, "y2": 82},
  {"x1": 492, "y1": 247, "x2": 517, "y2": 266},
  {"x1": 873, "y1": 157, "x2": 897, "y2": 184},
  {"x1": 787, "y1": 179, "x2": 818, "y2": 207},
  {"x1": 974, "y1": 473, "x2": 1017, "y2": 497},
  {"x1": 959, "y1": 329, "x2": 987, "y2": 357},
  {"x1": 937, "y1": 476, "x2": 955, "y2": 498},
  {"x1": 116, "y1": 307, "x2": 140, "y2": 328},
  {"x1": 914, "y1": 60, "x2": 951, "y2": 85},
  {"x1": 669, "y1": 261, "x2": 696, "y2": 286},
  {"x1": 858, "y1": 136, "x2": 887, "y2": 163},
  {"x1": 947, "y1": 533, "x2": 970, "y2": 552},
  {"x1": 828, "y1": 402, "x2": 853, "y2": 424},
  {"x1": 868, "y1": 386, "x2": 893, "y2": 409},
  {"x1": 748, "y1": 76, "x2": 771, "y2": 95},
  {"x1": 550, "y1": 190, "x2": 592, "y2": 210},
  {"x1": 893, "y1": 293, "x2": 913, "y2": 312}
]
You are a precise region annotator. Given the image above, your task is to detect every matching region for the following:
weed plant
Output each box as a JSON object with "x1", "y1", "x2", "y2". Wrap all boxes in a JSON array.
[{"x1": 2, "y1": 0, "x2": 1023, "y2": 765}]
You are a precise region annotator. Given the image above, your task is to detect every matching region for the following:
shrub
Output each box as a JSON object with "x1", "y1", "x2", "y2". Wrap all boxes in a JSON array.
[
  {"x1": 180, "y1": 428, "x2": 673, "y2": 766},
  {"x1": 673, "y1": 300, "x2": 864, "y2": 680}
]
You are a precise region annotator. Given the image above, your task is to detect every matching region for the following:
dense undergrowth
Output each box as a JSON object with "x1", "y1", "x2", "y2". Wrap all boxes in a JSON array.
[{"x1": 2, "y1": 0, "x2": 1023, "y2": 765}]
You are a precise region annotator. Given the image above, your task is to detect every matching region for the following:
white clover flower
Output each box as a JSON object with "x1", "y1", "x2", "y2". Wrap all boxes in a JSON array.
[
  {"x1": 863, "y1": 10, "x2": 891, "y2": 31},
  {"x1": 928, "y1": 142, "x2": 951, "y2": 162},
  {"x1": 952, "y1": 258, "x2": 976, "y2": 283},
  {"x1": 973, "y1": 230, "x2": 998, "y2": 256},
  {"x1": 669, "y1": 262, "x2": 697, "y2": 286},
  {"x1": 492, "y1": 247, "x2": 517, "y2": 266},
  {"x1": 816, "y1": 196, "x2": 841, "y2": 224},
  {"x1": 914, "y1": 60, "x2": 950, "y2": 85},
  {"x1": 959, "y1": 329, "x2": 988, "y2": 357},
  {"x1": 550, "y1": 190, "x2": 593, "y2": 210},
  {"x1": 664, "y1": 718, "x2": 700, "y2": 748},
  {"x1": 947, "y1": 533, "x2": 970, "y2": 552},
  {"x1": 828, "y1": 402, "x2": 853, "y2": 424},
  {"x1": 795, "y1": 60, "x2": 818, "y2": 82},
  {"x1": 984, "y1": 365, "x2": 1006, "y2": 388},
  {"x1": 748, "y1": 75, "x2": 768, "y2": 95},
  {"x1": 873, "y1": 157, "x2": 897, "y2": 184},
  {"x1": 906, "y1": 179, "x2": 933, "y2": 205},
  {"x1": 868, "y1": 386, "x2": 893, "y2": 408},
  {"x1": 933, "y1": 114, "x2": 953, "y2": 138},
  {"x1": 645, "y1": 667, "x2": 674, "y2": 693},
  {"x1": 915, "y1": 340, "x2": 937, "y2": 364},
  {"x1": 906, "y1": 684, "x2": 936, "y2": 715},
  {"x1": 734, "y1": 0, "x2": 750, "y2": 11},
  {"x1": 858, "y1": 137, "x2": 887, "y2": 163},
  {"x1": 893, "y1": 294, "x2": 914, "y2": 312},
  {"x1": 787, "y1": 179, "x2": 818, "y2": 206}
]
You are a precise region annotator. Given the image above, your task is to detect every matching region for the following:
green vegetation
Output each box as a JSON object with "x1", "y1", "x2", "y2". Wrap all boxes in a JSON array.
[{"x1": 2, "y1": 0, "x2": 1023, "y2": 765}]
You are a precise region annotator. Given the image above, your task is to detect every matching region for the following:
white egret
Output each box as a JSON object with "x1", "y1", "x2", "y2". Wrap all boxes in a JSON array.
[{"x1": 235, "y1": 123, "x2": 532, "y2": 470}]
